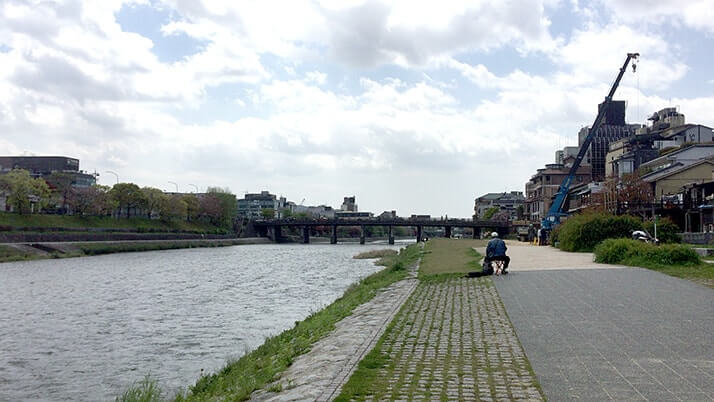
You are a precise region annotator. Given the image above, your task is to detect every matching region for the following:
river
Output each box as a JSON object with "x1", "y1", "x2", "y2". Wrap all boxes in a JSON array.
[{"x1": 0, "y1": 242, "x2": 403, "y2": 401}]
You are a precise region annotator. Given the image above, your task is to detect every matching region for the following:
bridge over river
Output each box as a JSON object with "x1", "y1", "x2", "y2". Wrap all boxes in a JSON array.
[{"x1": 252, "y1": 218, "x2": 509, "y2": 244}]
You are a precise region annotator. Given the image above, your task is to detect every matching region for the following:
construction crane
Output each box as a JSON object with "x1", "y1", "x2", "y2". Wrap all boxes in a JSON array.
[{"x1": 541, "y1": 52, "x2": 639, "y2": 230}]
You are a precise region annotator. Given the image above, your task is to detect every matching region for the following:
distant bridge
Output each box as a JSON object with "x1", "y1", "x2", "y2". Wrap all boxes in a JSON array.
[{"x1": 252, "y1": 218, "x2": 509, "y2": 244}]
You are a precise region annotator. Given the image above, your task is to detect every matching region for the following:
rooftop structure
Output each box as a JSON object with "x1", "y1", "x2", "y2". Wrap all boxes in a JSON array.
[{"x1": 0, "y1": 155, "x2": 96, "y2": 187}]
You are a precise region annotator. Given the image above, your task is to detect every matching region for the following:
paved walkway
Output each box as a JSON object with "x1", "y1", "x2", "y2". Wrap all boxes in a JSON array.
[
  {"x1": 476, "y1": 240, "x2": 627, "y2": 271},
  {"x1": 495, "y1": 243, "x2": 714, "y2": 401}
]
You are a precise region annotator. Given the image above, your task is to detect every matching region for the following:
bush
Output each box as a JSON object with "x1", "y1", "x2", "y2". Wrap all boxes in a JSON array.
[
  {"x1": 594, "y1": 238, "x2": 700, "y2": 266},
  {"x1": 556, "y1": 213, "x2": 643, "y2": 252},
  {"x1": 643, "y1": 217, "x2": 681, "y2": 244}
]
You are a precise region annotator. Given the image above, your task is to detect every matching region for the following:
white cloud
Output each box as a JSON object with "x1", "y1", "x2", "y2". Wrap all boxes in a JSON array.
[
  {"x1": 599, "y1": 0, "x2": 714, "y2": 33},
  {"x1": 1, "y1": 0, "x2": 712, "y2": 215}
]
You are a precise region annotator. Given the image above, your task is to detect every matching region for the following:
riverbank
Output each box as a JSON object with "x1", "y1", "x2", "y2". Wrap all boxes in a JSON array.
[
  {"x1": 118, "y1": 244, "x2": 422, "y2": 401},
  {"x1": 0, "y1": 238, "x2": 270, "y2": 263}
]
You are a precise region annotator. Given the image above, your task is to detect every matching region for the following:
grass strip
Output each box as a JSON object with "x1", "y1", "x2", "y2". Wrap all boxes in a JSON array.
[
  {"x1": 0, "y1": 240, "x2": 245, "y2": 263},
  {"x1": 419, "y1": 238, "x2": 486, "y2": 277},
  {"x1": 353, "y1": 249, "x2": 398, "y2": 260},
  {"x1": 0, "y1": 212, "x2": 223, "y2": 233},
  {"x1": 115, "y1": 243, "x2": 422, "y2": 402}
]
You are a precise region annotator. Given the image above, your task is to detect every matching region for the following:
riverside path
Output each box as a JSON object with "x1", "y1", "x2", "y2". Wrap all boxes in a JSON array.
[
  {"x1": 489, "y1": 241, "x2": 713, "y2": 401},
  {"x1": 250, "y1": 241, "x2": 712, "y2": 401}
]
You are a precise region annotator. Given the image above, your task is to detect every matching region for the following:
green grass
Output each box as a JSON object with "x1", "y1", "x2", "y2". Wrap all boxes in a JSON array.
[
  {"x1": 116, "y1": 375, "x2": 164, "y2": 402},
  {"x1": 418, "y1": 238, "x2": 486, "y2": 276},
  {"x1": 0, "y1": 240, "x2": 244, "y2": 263},
  {"x1": 353, "y1": 249, "x2": 398, "y2": 260},
  {"x1": 594, "y1": 239, "x2": 714, "y2": 288},
  {"x1": 166, "y1": 244, "x2": 423, "y2": 401},
  {"x1": 0, "y1": 245, "x2": 45, "y2": 262},
  {"x1": 0, "y1": 212, "x2": 223, "y2": 233}
]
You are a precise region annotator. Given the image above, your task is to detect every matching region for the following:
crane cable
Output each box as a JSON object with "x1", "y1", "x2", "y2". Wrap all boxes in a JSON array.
[{"x1": 635, "y1": 56, "x2": 640, "y2": 122}]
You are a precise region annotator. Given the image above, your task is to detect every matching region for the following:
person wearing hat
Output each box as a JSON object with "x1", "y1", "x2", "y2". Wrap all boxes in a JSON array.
[{"x1": 484, "y1": 231, "x2": 510, "y2": 274}]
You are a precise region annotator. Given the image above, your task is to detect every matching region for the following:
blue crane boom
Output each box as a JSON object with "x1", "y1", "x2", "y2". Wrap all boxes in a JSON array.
[{"x1": 541, "y1": 52, "x2": 639, "y2": 230}]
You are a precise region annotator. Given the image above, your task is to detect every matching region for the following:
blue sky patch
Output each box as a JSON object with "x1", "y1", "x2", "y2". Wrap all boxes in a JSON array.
[{"x1": 116, "y1": 2, "x2": 206, "y2": 63}]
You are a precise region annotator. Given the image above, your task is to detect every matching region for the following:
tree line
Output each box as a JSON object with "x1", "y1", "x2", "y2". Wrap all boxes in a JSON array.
[{"x1": 0, "y1": 169, "x2": 237, "y2": 227}]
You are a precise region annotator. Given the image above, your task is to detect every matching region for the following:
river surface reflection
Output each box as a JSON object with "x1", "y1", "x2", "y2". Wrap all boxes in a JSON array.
[{"x1": 0, "y1": 242, "x2": 402, "y2": 401}]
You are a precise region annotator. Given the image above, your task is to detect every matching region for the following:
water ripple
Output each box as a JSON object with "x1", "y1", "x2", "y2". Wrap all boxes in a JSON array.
[{"x1": 0, "y1": 242, "x2": 400, "y2": 401}]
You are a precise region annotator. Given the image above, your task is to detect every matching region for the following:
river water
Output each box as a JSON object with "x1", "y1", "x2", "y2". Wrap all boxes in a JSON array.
[{"x1": 0, "y1": 242, "x2": 402, "y2": 401}]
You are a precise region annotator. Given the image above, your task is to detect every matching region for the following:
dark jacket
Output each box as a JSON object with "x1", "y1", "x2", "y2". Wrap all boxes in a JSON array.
[{"x1": 486, "y1": 238, "x2": 507, "y2": 258}]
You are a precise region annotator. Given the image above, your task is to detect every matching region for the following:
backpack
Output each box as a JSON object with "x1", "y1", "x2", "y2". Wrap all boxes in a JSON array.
[{"x1": 482, "y1": 261, "x2": 494, "y2": 275}]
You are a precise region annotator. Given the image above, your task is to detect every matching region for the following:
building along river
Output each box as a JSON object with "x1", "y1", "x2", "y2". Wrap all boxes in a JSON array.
[{"x1": 0, "y1": 242, "x2": 402, "y2": 401}]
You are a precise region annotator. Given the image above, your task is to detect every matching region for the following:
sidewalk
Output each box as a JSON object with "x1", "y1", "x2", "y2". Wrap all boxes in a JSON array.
[{"x1": 496, "y1": 242, "x2": 714, "y2": 401}]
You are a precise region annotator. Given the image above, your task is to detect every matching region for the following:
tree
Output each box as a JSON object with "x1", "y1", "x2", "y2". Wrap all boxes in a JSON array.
[
  {"x1": 206, "y1": 187, "x2": 237, "y2": 227},
  {"x1": 159, "y1": 194, "x2": 187, "y2": 221},
  {"x1": 280, "y1": 208, "x2": 292, "y2": 218},
  {"x1": 261, "y1": 208, "x2": 275, "y2": 219},
  {"x1": 182, "y1": 194, "x2": 200, "y2": 221},
  {"x1": 141, "y1": 187, "x2": 166, "y2": 219},
  {"x1": 604, "y1": 172, "x2": 654, "y2": 217},
  {"x1": 68, "y1": 185, "x2": 115, "y2": 216},
  {"x1": 483, "y1": 206, "x2": 500, "y2": 220},
  {"x1": 45, "y1": 172, "x2": 75, "y2": 214},
  {"x1": 109, "y1": 183, "x2": 146, "y2": 218},
  {"x1": 199, "y1": 193, "x2": 223, "y2": 225},
  {"x1": 0, "y1": 169, "x2": 51, "y2": 214}
]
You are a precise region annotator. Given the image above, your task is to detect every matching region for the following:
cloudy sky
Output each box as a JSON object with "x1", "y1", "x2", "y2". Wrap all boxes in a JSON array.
[{"x1": 1, "y1": 0, "x2": 713, "y2": 217}]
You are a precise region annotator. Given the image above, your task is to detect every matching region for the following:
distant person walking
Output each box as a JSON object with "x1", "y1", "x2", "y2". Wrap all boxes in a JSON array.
[{"x1": 539, "y1": 228, "x2": 547, "y2": 246}]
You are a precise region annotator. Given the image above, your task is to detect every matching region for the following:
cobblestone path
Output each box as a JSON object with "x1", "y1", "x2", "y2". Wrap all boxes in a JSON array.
[{"x1": 352, "y1": 277, "x2": 543, "y2": 401}]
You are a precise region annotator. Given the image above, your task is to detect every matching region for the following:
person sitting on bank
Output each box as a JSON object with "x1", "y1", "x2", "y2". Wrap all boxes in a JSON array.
[{"x1": 484, "y1": 232, "x2": 510, "y2": 274}]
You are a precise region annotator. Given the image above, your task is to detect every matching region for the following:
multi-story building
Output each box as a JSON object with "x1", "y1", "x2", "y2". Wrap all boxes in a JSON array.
[
  {"x1": 237, "y1": 191, "x2": 286, "y2": 218},
  {"x1": 341, "y1": 196, "x2": 358, "y2": 211},
  {"x1": 473, "y1": 191, "x2": 525, "y2": 220},
  {"x1": 525, "y1": 163, "x2": 592, "y2": 222},
  {"x1": 605, "y1": 107, "x2": 711, "y2": 179},
  {"x1": 290, "y1": 203, "x2": 335, "y2": 218},
  {"x1": 0, "y1": 155, "x2": 97, "y2": 187},
  {"x1": 640, "y1": 145, "x2": 714, "y2": 200},
  {"x1": 555, "y1": 146, "x2": 580, "y2": 165},
  {"x1": 578, "y1": 101, "x2": 640, "y2": 181},
  {"x1": 605, "y1": 135, "x2": 660, "y2": 178}
]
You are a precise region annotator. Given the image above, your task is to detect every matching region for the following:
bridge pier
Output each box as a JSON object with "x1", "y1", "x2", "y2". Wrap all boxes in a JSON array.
[
  {"x1": 444, "y1": 226, "x2": 452, "y2": 238},
  {"x1": 388, "y1": 225, "x2": 394, "y2": 245},
  {"x1": 302, "y1": 226, "x2": 310, "y2": 244},
  {"x1": 416, "y1": 225, "x2": 423, "y2": 243},
  {"x1": 271, "y1": 225, "x2": 283, "y2": 243},
  {"x1": 472, "y1": 227, "x2": 481, "y2": 239},
  {"x1": 360, "y1": 225, "x2": 366, "y2": 245},
  {"x1": 331, "y1": 225, "x2": 337, "y2": 244}
]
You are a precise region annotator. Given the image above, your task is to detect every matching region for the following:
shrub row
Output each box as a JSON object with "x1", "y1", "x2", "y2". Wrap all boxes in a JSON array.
[
  {"x1": 594, "y1": 238, "x2": 700, "y2": 266},
  {"x1": 554, "y1": 213, "x2": 643, "y2": 252},
  {"x1": 553, "y1": 212, "x2": 681, "y2": 252}
]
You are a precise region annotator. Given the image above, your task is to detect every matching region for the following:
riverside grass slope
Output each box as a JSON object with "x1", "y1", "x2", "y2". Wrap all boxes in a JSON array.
[
  {"x1": 419, "y1": 238, "x2": 487, "y2": 276},
  {"x1": 0, "y1": 212, "x2": 224, "y2": 233},
  {"x1": 0, "y1": 239, "x2": 249, "y2": 263},
  {"x1": 118, "y1": 244, "x2": 422, "y2": 402}
]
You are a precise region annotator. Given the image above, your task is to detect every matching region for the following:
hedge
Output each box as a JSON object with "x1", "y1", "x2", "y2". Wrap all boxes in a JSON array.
[
  {"x1": 555, "y1": 213, "x2": 643, "y2": 252},
  {"x1": 594, "y1": 238, "x2": 700, "y2": 266}
]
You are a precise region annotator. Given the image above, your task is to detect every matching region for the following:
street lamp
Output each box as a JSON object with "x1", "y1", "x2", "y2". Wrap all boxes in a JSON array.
[
  {"x1": 188, "y1": 183, "x2": 199, "y2": 193},
  {"x1": 168, "y1": 181, "x2": 178, "y2": 193},
  {"x1": 106, "y1": 170, "x2": 119, "y2": 184}
]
